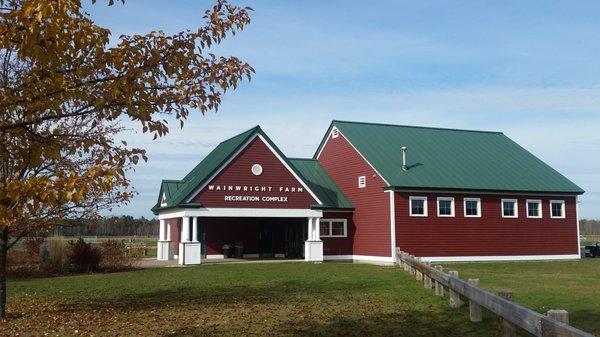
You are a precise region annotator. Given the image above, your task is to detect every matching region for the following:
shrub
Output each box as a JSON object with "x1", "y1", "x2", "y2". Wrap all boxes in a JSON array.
[
  {"x1": 45, "y1": 236, "x2": 70, "y2": 274},
  {"x1": 99, "y1": 240, "x2": 135, "y2": 271},
  {"x1": 69, "y1": 238, "x2": 101, "y2": 272}
]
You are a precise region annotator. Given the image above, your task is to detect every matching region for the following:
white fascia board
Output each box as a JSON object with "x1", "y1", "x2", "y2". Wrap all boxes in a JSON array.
[
  {"x1": 315, "y1": 128, "x2": 390, "y2": 186},
  {"x1": 387, "y1": 190, "x2": 396, "y2": 261},
  {"x1": 159, "y1": 208, "x2": 323, "y2": 219},
  {"x1": 323, "y1": 255, "x2": 395, "y2": 264},
  {"x1": 421, "y1": 254, "x2": 581, "y2": 263},
  {"x1": 392, "y1": 188, "x2": 580, "y2": 197}
]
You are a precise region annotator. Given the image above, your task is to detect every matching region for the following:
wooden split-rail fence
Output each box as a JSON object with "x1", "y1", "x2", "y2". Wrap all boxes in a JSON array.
[{"x1": 396, "y1": 248, "x2": 595, "y2": 337}]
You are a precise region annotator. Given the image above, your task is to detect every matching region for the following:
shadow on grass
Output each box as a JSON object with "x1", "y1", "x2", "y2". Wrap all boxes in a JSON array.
[{"x1": 161, "y1": 309, "x2": 500, "y2": 337}]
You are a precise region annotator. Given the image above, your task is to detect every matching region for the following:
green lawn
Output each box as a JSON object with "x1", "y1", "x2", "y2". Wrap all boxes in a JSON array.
[
  {"x1": 444, "y1": 259, "x2": 600, "y2": 335},
  {"x1": 4, "y1": 263, "x2": 499, "y2": 337}
]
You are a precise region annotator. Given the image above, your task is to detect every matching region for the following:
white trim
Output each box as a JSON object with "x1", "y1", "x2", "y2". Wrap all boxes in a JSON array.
[
  {"x1": 550, "y1": 200, "x2": 566, "y2": 219},
  {"x1": 315, "y1": 127, "x2": 390, "y2": 186},
  {"x1": 323, "y1": 254, "x2": 395, "y2": 264},
  {"x1": 184, "y1": 134, "x2": 323, "y2": 205},
  {"x1": 206, "y1": 254, "x2": 225, "y2": 259},
  {"x1": 158, "y1": 207, "x2": 323, "y2": 220},
  {"x1": 526, "y1": 199, "x2": 542, "y2": 218},
  {"x1": 391, "y1": 188, "x2": 579, "y2": 197},
  {"x1": 331, "y1": 127, "x2": 339, "y2": 139},
  {"x1": 388, "y1": 190, "x2": 396, "y2": 262},
  {"x1": 463, "y1": 197, "x2": 481, "y2": 217},
  {"x1": 501, "y1": 198, "x2": 518, "y2": 218},
  {"x1": 576, "y1": 196, "x2": 581, "y2": 255},
  {"x1": 319, "y1": 218, "x2": 348, "y2": 237},
  {"x1": 160, "y1": 192, "x2": 168, "y2": 206},
  {"x1": 409, "y1": 196, "x2": 428, "y2": 217},
  {"x1": 436, "y1": 197, "x2": 455, "y2": 217},
  {"x1": 358, "y1": 176, "x2": 366, "y2": 188},
  {"x1": 421, "y1": 254, "x2": 581, "y2": 263}
]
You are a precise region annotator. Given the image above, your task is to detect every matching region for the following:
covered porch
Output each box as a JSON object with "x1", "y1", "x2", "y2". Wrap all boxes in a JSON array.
[{"x1": 156, "y1": 208, "x2": 324, "y2": 265}]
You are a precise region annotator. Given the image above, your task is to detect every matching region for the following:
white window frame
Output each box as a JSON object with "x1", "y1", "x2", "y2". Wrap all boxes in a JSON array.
[
  {"x1": 550, "y1": 200, "x2": 566, "y2": 219},
  {"x1": 437, "y1": 197, "x2": 455, "y2": 217},
  {"x1": 331, "y1": 128, "x2": 339, "y2": 139},
  {"x1": 358, "y1": 176, "x2": 366, "y2": 188},
  {"x1": 319, "y1": 219, "x2": 347, "y2": 237},
  {"x1": 463, "y1": 198, "x2": 481, "y2": 218},
  {"x1": 409, "y1": 196, "x2": 428, "y2": 217},
  {"x1": 526, "y1": 199, "x2": 542, "y2": 219},
  {"x1": 501, "y1": 199, "x2": 518, "y2": 218}
]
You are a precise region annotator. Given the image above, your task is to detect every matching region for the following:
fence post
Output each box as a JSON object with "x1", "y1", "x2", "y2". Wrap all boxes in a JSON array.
[
  {"x1": 416, "y1": 257, "x2": 423, "y2": 281},
  {"x1": 424, "y1": 262, "x2": 432, "y2": 289},
  {"x1": 547, "y1": 309, "x2": 569, "y2": 325},
  {"x1": 409, "y1": 255, "x2": 416, "y2": 276},
  {"x1": 434, "y1": 265, "x2": 444, "y2": 296},
  {"x1": 498, "y1": 290, "x2": 517, "y2": 337},
  {"x1": 448, "y1": 270, "x2": 461, "y2": 308},
  {"x1": 467, "y1": 279, "x2": 482, "y2": 322}
]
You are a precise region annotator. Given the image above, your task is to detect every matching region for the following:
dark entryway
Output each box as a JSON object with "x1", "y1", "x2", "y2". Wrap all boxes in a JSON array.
[
  {"x1": 258, "y1": 223, "x2": 275, "y2": 258},
  {"x1": 285, "y1": 222, "x2": 305, "y2": 258}
]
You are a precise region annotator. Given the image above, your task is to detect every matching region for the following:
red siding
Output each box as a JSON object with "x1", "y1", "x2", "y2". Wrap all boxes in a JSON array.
[
  {"x1": 167, "y1": 218, "x2": 181, "y2": 255},
  {"x1": 192, "y1": 137, "x2": 316, "y2": 208},
  {"x1": 317, "y1": 133, "x2": 392, "y2": 257},
  {"x1": 321, "y1": 211, "x2": 354, "y2": 256},
  {"x1": 395, "y1": 192, "x2": 579, "y2": 257}
]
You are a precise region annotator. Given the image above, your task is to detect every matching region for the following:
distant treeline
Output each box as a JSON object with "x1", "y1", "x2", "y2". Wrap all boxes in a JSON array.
[
  {"x1": 580, "y1": 219, "x2": 600, "y2": 235},
  {"x1": 52, "y1": 216, "x2": 158, "y2": 237}
]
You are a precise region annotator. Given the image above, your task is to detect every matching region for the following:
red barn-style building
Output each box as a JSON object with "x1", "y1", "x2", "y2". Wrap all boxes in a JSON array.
[{"x1": 152, "y1": 121, "x2": 584, "y2": 265}]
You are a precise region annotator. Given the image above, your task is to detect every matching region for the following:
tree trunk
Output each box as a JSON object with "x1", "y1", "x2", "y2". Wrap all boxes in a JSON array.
[{"x1": 0, "y1": 226, "x2": 7, "y2": 318}]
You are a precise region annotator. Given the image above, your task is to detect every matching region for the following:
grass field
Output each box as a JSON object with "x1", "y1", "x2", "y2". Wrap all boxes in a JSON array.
[
  {"x1": 4, "y1": 263, "x2": 499, "y2": 337},
  {"x1": 445, "y1": 259, "x2": 600, "y2": 335},
  {"x1": 3, "y1": 260, "x2": 599, "y2": 336},
  {"x1": 580, "y1": 234, "x2": 600, "y2": 245}
]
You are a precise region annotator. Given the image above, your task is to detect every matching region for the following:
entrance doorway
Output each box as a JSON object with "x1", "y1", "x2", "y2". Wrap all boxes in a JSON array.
[
  {"x1": 285, "y1": 222, "x2": 305, "y2": 258},
  {"x1": 258, "y1": 223, "x2": 275, "y2": 258}
]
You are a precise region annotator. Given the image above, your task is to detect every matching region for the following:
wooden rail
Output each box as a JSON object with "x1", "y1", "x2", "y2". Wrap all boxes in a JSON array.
[{"x1": 396, "y1": 249, "x2": 595, "y2": 337}]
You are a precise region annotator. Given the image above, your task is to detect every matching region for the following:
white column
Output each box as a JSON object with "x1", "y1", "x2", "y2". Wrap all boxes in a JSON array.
[
  {"x1": 315, "y1": 217, "x2": 321, "y2": 240},
  {"x1": 192, "y1": 217, "x2": 198, "y2": 242},
  {"x1": 304, "y1": 216, "x2": 323, "y2": 262},
  {"x1": 159, "y1": 219, "x2": 165, "y2": 241},
  {"x1": 166, "y1": 221, "x2": 172, "y2": 241},
  {"x1": 307, "y1": 217, "x2": 313, "y2": 240},
  {"x1": 181, "y1": 216, "x2": 190, "y2": 242}
]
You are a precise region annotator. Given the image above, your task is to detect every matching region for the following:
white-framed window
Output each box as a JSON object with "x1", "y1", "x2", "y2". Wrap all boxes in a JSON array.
[
  {"x1": 319, "y1": 219, "x2": 347, "y2": 237},
  {"x1": 463, "y1": 198, "x2": 481, "y2": 217},
  {"x1": 358, "y1": 176, "x2": 366, "y2": 188},
  {"x1": 437, "y1": 197, "x2": 455, "y2": 217},
  {"x1": 550, "y1": 200, "x2": 566, "y2": 219},
  {"x1": 526, "y1": 199, "x2": 542, "y2": 218},
  {"x1": 501, "y1": 199, "x2": 518, "y2": 218},
  {"x1": 331, "y1": 128, "x2": 339, "y2": 139},
  {"x1": 409, "y1": 196, "x2": 428, "y2": 217}
]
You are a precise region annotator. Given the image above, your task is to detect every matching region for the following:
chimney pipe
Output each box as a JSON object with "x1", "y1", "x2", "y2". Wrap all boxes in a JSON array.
[{"x1": 401, "y1": 146, "x2": 408, "y2": 171}]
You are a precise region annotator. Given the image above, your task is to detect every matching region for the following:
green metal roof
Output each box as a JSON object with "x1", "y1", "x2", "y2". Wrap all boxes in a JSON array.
[
  {"x1": 289, "y1": 158, "x2": 354, "y2": 210},
  {"x1": 315, "y1": 120, "x2": 584, "y2": 194},
  {"x1": 152, "y1": 126, "x2": 354, "y2": 214}
]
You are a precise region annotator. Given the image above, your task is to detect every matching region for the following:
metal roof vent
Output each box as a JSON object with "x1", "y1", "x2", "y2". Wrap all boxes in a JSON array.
[{"x1": 401, "y1": 146, "x2": 408, "y2": 171}]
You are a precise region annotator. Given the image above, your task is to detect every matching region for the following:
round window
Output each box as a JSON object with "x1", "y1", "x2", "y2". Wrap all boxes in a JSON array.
[{"x1": 251, "y1": 164, "x2": 263, "y2": 176}]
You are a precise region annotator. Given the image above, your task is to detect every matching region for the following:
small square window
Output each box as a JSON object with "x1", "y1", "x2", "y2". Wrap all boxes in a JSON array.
[
  {"x1": 358, "y1": 176, "x2": 366, "y2": 188},
  {"x1": 550, "y1": 200, "x2": 565, "y2": 219},
  {"x1": 319, "y1": 221, "x2": 330, "y2": 236},
  {"x1": 437, "y1": 197, "x2": 455, "y2": 217},
  {"x1": 331, "y1": 221, "x2": 345, "y2": 236},
  {"x1": 464, "y1": 198, "x2": 481, "y2": 217},
  {"x1": 410, "y1": 196, "x2": 428, "y2": 216},
  {"x1": 526, "y1": 200, "x2": 542, "y2": 218},
  {"x1": 502, "y1": 199, "x2": 518, "y2": 218}
]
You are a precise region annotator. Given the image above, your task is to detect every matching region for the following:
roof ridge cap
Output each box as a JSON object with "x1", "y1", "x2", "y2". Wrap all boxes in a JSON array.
[{"x1": 332, "y1": 120, "x2": 503, "y2": 135}]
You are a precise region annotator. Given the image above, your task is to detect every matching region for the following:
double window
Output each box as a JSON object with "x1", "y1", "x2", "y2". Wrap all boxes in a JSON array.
[
  {"x1": 409, "y1": 196, "x2": 428, "y2": 216},
  {"x1": 464, "y1": 198, "x2": 481, "y2": 217},
  {"x1": 501, "y1": 199, "x2": 518, "y2": 218},
  {"x1": 319, "y1": 219, "x2": 347, "y2": 237},
  {"x1": 550, "y1": 200, "x2": 566, "y2": 219},
  {"x1": 526, "y1": 200, "x2": 542, "y2": 218},
  {"x1": 437, "y1": 197, "x2": 455, "y2": 217}
]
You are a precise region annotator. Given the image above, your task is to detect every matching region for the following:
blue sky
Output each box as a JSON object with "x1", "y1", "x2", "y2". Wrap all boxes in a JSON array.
[{"x1": 86, "y1": 1, "x2": 600, "y2": 219}]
